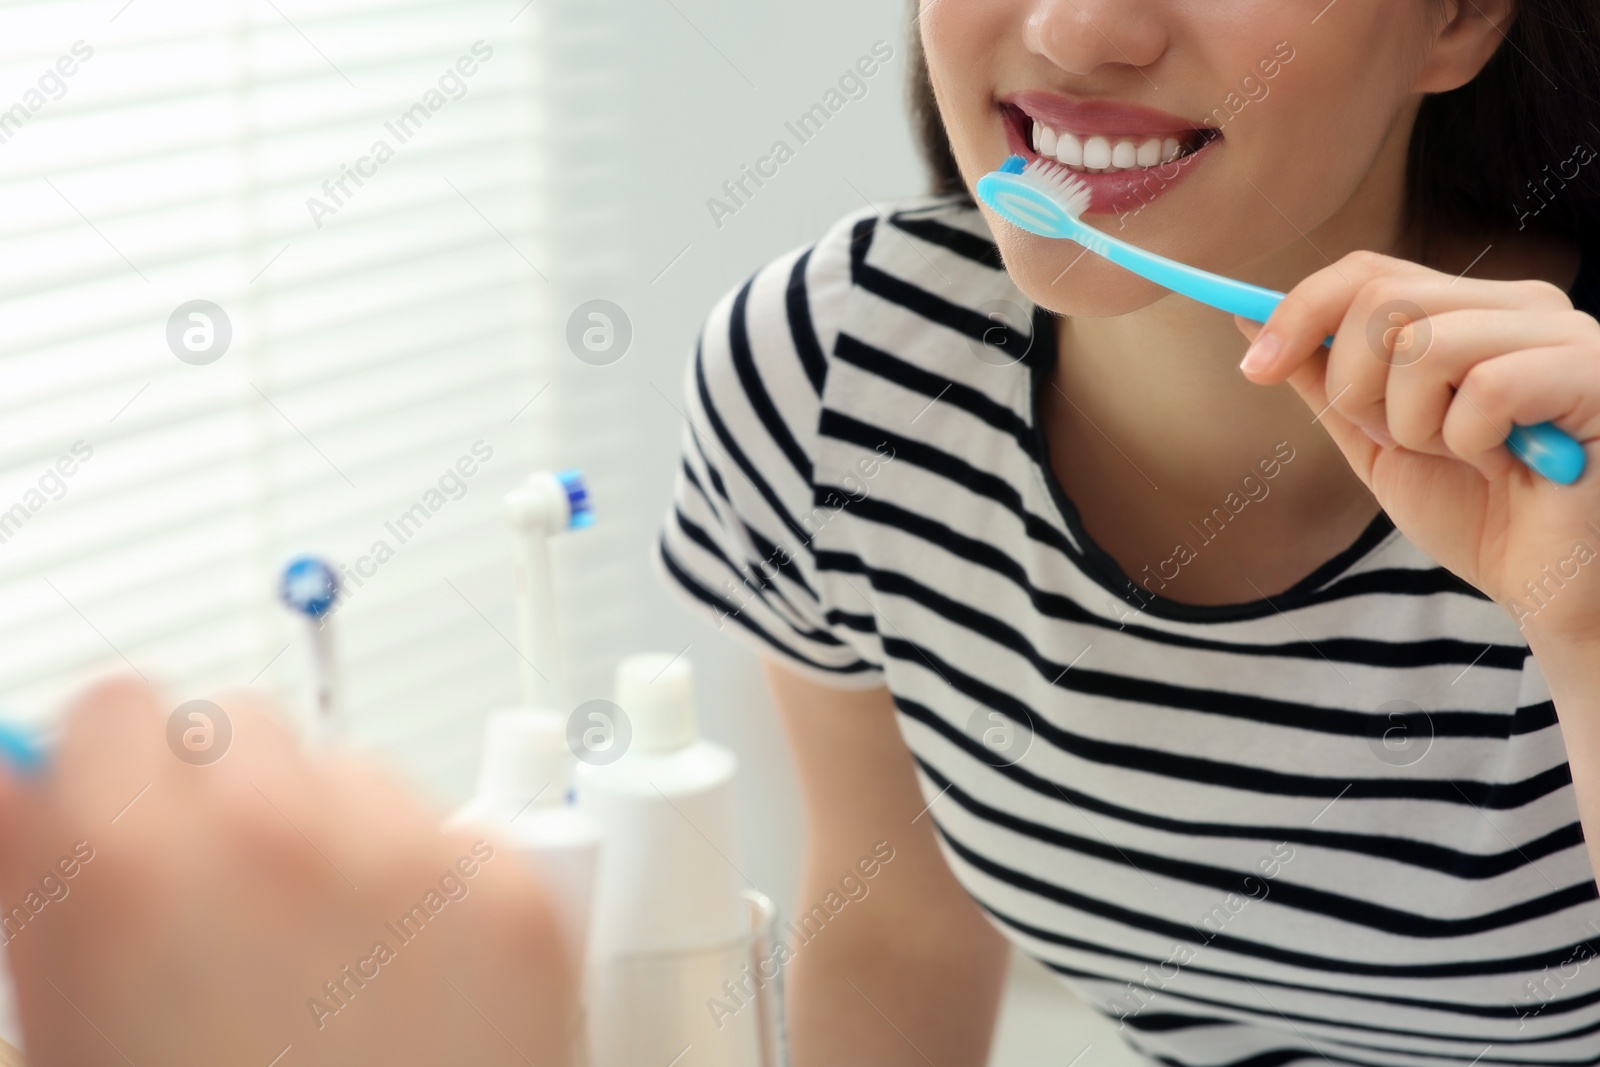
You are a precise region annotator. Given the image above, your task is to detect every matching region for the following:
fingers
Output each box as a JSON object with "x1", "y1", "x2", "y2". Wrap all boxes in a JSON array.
[
  {"x1": 1239, "y1": 251, "x2": 1564, "y2": 385},
  {"x1": 1236, "y1": 251, "x2": 1405, "y2": 378},
  {"x1": 306, "y1": 750, "x2": 454, "y2": 892},
  {"x1": 46, "y1": 675, "x2": 170, "y2": 836},
  {"x1": 1442, "y1": 346, "x2": 1600, "y2": 480},
  {"x1": 177, "y1": 689, "x2": 366, "y2": 899},
  {"x1": 1236, "y1": 249, "x2": 1600, "y2": 482},
  {"x1": 1277, "y1": 347, "x2": 1385, "y2": 486},
  {"x1": 51, "y1": 674, "x2": 166, "y2": 773},
  {"x1": 1365, "y1": 308, "x2": 1594, "y2": 455},
  {"x1": 0, "y1": 673, "x2": 579, "y2": 1067},
  {"x1": 198, "y1": 685, "x2": 302, "y2": 781},
  {"x1": 15, "y1": 679, "x2": 315, "y2": 892}
]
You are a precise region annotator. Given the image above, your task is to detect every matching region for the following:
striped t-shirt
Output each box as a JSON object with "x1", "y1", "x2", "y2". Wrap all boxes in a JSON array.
[{"x1": 651, "y1": 193, "x2": 1600, "y2": 1066}]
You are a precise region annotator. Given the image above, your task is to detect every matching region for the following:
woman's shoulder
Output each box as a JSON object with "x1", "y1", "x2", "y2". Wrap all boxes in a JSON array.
[
  {"x1": 685, "y1": 191, "x2": 995, "y2": 454},
  {"x1": 668, "y1": 195, "x2": 992, "y2": 556},
  {"x1": 657, "y1": 196, "x2": 997, "y2": 690},
  {"x1": 698, "y1": 192, "x2": 988, "y2": 366}
]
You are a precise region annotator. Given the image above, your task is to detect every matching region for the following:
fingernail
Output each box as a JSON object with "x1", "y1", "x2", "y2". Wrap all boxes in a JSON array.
[
  {"x1": 1239, "y1": 331, "x2": 1280, "y2": 374},
  {"x1": 1362, "y1": 425, "x2": 1395, "y2": 448}
]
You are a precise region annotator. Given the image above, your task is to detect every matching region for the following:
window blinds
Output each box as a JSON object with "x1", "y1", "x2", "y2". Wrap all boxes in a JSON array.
[{"x1": 0, "y1": 0, "x2": 604, "y2": 800}]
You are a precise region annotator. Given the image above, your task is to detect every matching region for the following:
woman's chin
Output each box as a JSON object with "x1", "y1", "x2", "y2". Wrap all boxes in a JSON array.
[{"x1": 998, "y1": 241, "x2": 1179, "y2": 318}]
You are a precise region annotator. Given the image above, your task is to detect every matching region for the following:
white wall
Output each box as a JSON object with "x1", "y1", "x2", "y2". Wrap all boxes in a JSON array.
[{"x1": 581, "y1": 0, "x2": 930, "y2": 915}]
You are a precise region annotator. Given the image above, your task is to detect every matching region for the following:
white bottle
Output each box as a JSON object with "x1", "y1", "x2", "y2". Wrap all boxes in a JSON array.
[
  {"x1": 449, "y1": 708, "x2": 602, "y2": 968},
  {"x1": 577, "y1": 653, "x2": 745, "y2": 958},
  {"x1": 579, "y1": 654, "x2": 766, "y2": 1067}
]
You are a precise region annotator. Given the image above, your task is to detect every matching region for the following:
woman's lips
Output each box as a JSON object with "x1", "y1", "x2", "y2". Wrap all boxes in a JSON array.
[
  {"x1": 1004, "y1": 89, "x2": 1208, "y2": 138},
  {"x1": 997, "y1": 99, "x2": 1219, "y2": 217}
]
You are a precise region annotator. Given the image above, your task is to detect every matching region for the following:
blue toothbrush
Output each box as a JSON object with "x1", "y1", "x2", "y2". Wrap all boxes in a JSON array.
[
  {"x1": 0, "y1": 718, "x2": 45, "y2": 773},
  {"x1": 975, "y1": 154, "x2": 1587, "y2": 486}
]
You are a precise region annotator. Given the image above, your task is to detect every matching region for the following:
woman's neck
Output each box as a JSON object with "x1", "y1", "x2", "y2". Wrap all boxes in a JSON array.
[
  {"x1": 1040, "y1": 172, "x2": 1583, "y2": 605},
  {"x1": 1050, "y1": 263, "x2": 1372, "y2": 522},
  {"x1": 1048, "y1": 214, "x2": 1582, "y2": 514},
  {"x1": 1049, "y1": 113, "x2": 1427, "y2": 516}
]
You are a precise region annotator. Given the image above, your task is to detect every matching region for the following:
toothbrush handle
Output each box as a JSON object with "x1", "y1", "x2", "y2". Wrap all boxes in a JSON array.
[
  {"x1": 513, "y1": 528, "x2": 567, "y2": 711},
  {"x1": 1082, "y1": 225, "x2": 1587, "y2": 486},
  {"x1": 1080, "y1": 222, "x2": 1285, "y2": 322},
  {"x1": 1505, "y1": 423, "x2": 1589, "y2": 485},
  {"x1": 310, "y1": 622, "x2": 341, "y2": 741},
  {"x1": 0, "y1": 719, "x2": 46, "y2": 772}
]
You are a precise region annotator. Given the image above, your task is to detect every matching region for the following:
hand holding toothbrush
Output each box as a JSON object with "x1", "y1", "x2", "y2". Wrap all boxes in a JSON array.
[
  {"x1": 1234, "y1": 249, "x2": 1600, "y2": 645},
  {"x1": 0, "y1": 677, "x2": 579, "y2": 1067},
  {"x1": 976, "y1": 155, "x2": 1585, "y2": 485}
]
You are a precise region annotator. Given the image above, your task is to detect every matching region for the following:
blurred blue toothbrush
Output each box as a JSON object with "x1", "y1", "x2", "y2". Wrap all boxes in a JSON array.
[
  {"x1": 278, "y1": 555, "x2": 343, "y2": 741},
  {"x1": 0, "y1": 717, "x2": 46, "y2": 774}
]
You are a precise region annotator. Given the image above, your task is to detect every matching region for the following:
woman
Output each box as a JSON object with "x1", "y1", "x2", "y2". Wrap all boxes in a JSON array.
[{"x1": 654, "y1": 1, "x2": 1600, "y2": 1063}]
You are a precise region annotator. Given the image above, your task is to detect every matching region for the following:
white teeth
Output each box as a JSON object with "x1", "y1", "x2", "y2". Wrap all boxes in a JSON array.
[
  {"x1": 1082, "y1": 136, "x2": 1112, "y2": 169},
  {"x1": 1055, "y1": 131, "x2": 1083, "y2": 166},
  {"x1": 1028, "y1": 118, "x2": 1202, "y2": 173}
]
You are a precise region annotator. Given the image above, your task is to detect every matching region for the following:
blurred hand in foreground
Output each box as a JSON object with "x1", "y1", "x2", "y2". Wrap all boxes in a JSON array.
[{"x1": 0, "y1": 677, "x2": 577, "y2": 1067}]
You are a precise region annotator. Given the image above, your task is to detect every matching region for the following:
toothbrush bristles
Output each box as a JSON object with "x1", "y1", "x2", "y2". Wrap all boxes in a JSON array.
[{"x1": 1021, "y1": 157, "x2": 1092, "y2": 219}]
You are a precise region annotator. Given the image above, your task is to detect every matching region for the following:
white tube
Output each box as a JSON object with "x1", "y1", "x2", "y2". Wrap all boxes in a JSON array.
[
  {"x1": 448, "y1": 709, "x2": 600, "y2": 1065},
  {"x1": 576, "y1": 654, "x2": 756, "y2": 1067},
  {"x1": 449, "y1": 708, "x2": 600, "y2": 960}
]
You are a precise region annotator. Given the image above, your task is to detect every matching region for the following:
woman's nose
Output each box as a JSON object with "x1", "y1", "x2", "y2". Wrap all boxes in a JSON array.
[{"x1": 1024, "y1": 0, "x2": 1168, "y2": 77}]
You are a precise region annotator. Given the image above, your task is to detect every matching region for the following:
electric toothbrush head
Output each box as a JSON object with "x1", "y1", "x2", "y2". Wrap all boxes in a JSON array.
[
  {"x1": 506, "y1": 470, "x2": 593, "y2": 714},
  {"x1": 555, "y1": 468, "x2": 593, "y2": 529},
  {"x1": 508, "y1": 468, "x2": 593, "y2": 533},
  {"x1": 277, "y1": 555, "x2": 342, "y2": 741}
]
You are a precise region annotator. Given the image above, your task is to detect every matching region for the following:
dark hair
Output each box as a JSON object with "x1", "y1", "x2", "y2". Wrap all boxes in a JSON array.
[
  {"x1": 905, "y1": 2, "x2": 1600, "y2": 251},
  {"x1": 907, "y1": 26, "x2": 968, "y2": 203}
]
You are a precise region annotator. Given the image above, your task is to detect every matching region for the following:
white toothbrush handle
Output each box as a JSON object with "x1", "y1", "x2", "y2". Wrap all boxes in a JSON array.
[
  {"x1": 513, "y1": 526, "x2": 567, "y2": 711},
  {"x1": 310, "y1": 621, "x2": 341, "y2": 741}
]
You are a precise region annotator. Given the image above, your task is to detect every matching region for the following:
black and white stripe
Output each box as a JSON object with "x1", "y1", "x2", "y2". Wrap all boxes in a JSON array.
[{"x1": 653, "y1": 195, "x2": 1600, "y2": 1066}]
